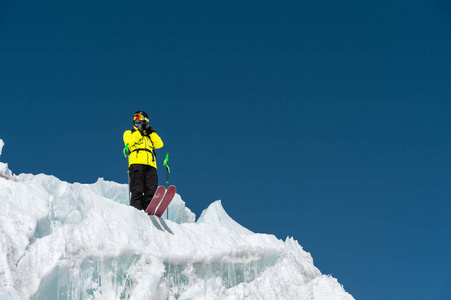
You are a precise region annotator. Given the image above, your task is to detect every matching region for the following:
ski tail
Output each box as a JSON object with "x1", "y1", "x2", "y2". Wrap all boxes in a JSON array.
[
  {"x1": 154, "y1": 185, "x2": 176, "y2": 217},
  {"x1": 145, "y1": 186, "x2": 166, "y2": 215}
]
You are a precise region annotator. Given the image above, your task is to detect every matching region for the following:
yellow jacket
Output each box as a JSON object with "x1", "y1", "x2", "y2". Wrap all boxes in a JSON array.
[{"x1": 123, "y1": 128, "x2": 164, "y2": 168}]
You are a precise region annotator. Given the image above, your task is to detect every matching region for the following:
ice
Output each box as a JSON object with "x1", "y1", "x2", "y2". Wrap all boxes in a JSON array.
[
  {"x1": 0, "y1": 139, "x2": 354, "y2": 299},
  {"x1": 197, "y1": 200, "x2": 253, "y2": 235},
  {"x1": 0, "y1": 139, "x2": 12, "y2": 178}
]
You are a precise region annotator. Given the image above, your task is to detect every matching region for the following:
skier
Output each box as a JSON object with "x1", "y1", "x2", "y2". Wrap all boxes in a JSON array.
[{"x1": 123, "y1": 111, "x2": 164, "y2": 211}]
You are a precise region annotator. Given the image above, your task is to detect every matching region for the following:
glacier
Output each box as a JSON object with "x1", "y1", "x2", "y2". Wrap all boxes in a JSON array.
[{"x1": 0, "y1": 139, "x2": 354, "y2": 300}]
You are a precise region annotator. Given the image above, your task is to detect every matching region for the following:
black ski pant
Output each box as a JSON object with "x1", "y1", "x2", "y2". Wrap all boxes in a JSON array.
[{"x1": 129, "y1": 164, "x2": 158, "y2": 211}]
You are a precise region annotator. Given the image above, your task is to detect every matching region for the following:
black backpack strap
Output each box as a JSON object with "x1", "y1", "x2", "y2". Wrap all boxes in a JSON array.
[{"x1": 129, "y1": 128, "x2": 156, "y2": 162}]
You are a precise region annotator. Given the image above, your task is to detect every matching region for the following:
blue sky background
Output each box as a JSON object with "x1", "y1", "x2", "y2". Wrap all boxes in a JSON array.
[{"x1": 1, "y1": 1, "x2": 450, "y2": 299}]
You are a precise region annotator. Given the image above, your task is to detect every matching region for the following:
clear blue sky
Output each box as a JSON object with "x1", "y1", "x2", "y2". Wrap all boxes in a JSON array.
[{"x1": 1, "y1": 1, "x2": 450, "y2": 299}]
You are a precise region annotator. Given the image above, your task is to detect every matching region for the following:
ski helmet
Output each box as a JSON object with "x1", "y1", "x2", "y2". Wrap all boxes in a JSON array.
[{"x1": 133, "y1": 111, "x2": 149, "y2": 123}]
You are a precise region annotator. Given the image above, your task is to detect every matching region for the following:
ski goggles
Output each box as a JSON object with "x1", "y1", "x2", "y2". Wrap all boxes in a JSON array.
[{"x1": 133, "y1": 114, "x2": 149, "y2": 122}]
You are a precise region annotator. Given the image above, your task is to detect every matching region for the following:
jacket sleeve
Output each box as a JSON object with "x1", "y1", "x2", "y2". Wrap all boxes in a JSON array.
[
  {"x1": 123, "y1": 130, "x2": 131, "y2": 146},
  {"x1": 123, "y1": 130, "x2": 143, "y2": 147},
  {"x1": 150, "y1": 132, "x2": 164, "y2": 149}
]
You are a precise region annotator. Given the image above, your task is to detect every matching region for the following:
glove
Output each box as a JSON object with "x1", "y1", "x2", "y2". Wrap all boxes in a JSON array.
[{"x1": 143, "y1": 124, "x2": 155, "y2": 135}]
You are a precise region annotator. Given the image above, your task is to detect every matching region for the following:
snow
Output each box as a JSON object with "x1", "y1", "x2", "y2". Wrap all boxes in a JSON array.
[
  {"x1": 0, "y1": 139, "x2": 354, "y2": 300},
  {"x1": 0, "y1": 139, "x2": 12, "y2": 178}
]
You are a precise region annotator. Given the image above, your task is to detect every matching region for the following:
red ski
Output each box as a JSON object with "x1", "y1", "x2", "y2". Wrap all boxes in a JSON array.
[
  {"x1": 154, "y1": 185, "x2": 176, "y2": 217},
  {"x1": 145, "y1": 186, "x2": 166, "y2": 215}
]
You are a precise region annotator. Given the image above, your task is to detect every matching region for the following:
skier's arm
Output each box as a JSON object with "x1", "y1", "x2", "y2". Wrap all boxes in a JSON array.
[
  {"x1": 150, "y1": 132, "x2": 163, "y2": 149},
  {"x1": 123, "y1": 130, "x2": 144, "y2": 147},
  {"x1": 123, "y1": 129, "x2": 163, "y2": 149}
]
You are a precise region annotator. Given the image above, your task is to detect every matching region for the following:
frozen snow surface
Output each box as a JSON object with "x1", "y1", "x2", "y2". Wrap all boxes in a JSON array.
[
  {"x1": 0, "y1": 139, "x2": 12, "y2": 178},
  {"x1": 0, "y1": 140, "x2": 354, "y2": 300}
]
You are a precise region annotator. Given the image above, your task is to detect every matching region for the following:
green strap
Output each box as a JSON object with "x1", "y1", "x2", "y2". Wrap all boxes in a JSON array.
[
  {"x1": 123, "y1": 144, "x2": 129, "y2": 158},
  {"x1": 163, "y1": 153, "x2": 170, "y2": 173},
  {"x1": 163, "y1": 153, "x2": 170, "y2": 186}
]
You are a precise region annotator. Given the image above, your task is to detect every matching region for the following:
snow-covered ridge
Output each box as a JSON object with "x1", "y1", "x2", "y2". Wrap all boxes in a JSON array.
[{"x1": 0, "y1": 139, "x2": 354, "y2": 300}]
